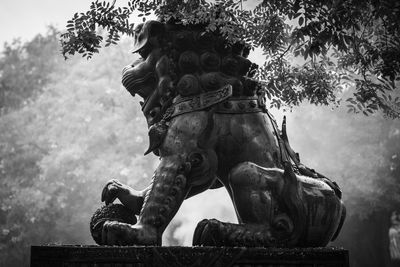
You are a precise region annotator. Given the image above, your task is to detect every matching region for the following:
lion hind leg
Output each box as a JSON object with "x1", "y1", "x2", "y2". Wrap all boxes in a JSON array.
[
  {"x1": 192, "y1": 218, "x2": 276, "y2": 247},
  {"x1": 192, "y1": 162, "x2": 299, "y2": 247}
]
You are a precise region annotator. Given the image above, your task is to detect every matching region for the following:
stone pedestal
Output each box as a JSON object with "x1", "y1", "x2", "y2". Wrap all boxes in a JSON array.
[{"x1": 31, "y1": 245, "x2": 349, "y2": 267}]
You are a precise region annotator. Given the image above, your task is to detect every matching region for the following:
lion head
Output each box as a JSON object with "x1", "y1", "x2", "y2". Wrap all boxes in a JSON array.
[{"x1": 122, "y1": 20, "x2": 259, "y2": 128}]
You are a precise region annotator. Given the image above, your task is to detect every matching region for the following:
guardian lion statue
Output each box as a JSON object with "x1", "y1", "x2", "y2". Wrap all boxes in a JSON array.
[{"x1": 94, "y1": 20, "x2": 345, "y2": 247}]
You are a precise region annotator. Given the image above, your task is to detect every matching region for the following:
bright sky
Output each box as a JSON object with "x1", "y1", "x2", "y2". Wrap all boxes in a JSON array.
[
  {"x1": 0, "y1": 0, "x2": 262, "y2": 46},
  {"x1": 0, "y1": 0, "x2": 130, "y2": 46},
  {"x1": 0, "y1": 0, "x2": 265, "y2": 64}
]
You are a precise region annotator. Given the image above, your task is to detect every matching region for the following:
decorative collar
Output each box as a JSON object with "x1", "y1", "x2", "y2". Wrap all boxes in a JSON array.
[{"x1": 165, "y1": 85, "x2": 232, "y2": 119}]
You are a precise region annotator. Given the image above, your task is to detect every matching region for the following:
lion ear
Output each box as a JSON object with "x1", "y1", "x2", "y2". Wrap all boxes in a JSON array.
[{"x1": 130, "y1": 20, "x2": 165, "y2": 54}]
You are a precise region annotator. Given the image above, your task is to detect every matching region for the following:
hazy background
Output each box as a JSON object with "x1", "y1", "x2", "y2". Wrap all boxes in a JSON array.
[{"x1": 1, "y1": 1, "x2": 399, "y2": 267}]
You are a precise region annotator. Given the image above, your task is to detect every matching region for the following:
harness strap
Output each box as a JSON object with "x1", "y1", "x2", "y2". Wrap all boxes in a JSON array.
[
  {"x1": 167, "y1": 85, "x2": 232, "y2": 119},
  {"x1": 215, "y1": 96, "x2": 263, "y2": 114}
]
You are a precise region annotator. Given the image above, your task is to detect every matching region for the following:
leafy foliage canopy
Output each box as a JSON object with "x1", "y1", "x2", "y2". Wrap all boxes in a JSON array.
[{"x1": 61, "y1": 0, "x2": 400, "y2": 118}]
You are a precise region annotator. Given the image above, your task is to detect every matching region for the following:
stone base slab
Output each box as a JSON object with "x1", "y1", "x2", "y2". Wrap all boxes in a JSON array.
[{"x1": 31, "y1": 245, "x2": 349, "y2": 267}]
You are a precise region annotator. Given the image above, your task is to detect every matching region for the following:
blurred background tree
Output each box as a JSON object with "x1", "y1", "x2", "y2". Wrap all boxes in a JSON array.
[
  {"x1": 0, "y1": 1, "x2": 399, "y2": 266},
  {"x1": 0, "y1": 26, "x2": 62, "y2": 115},
  {"x1": 0, "y1": 28, "x2": 157, "y2": 266}
]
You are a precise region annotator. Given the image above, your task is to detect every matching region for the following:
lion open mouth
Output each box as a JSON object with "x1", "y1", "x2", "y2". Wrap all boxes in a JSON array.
[{"x1": 121, "y1": 56, "x2": 158, "y2": 98}]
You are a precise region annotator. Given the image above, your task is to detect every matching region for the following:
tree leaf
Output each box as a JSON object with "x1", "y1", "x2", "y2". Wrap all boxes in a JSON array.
[{"x1": 299, "y1": 16, "x2": 304, "y2": 26}]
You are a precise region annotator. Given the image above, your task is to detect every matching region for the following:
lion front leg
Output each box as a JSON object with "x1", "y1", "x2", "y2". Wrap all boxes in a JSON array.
[
  {"x1": 101, "y1": 155, "x2": 190, "y2": 245},
  {"x1": 102, "y1": 111, "x2": 219, "y2": 245},
  {"x1": 102, "y1": 149, "x2": 218, "y2": 246}
]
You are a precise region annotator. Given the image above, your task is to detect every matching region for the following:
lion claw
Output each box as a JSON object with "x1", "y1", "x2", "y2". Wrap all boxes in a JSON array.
[
  {"x1": 101, "y1": 179, "x2": 124, "y2": 205},
  {"x1": 101, "y1": 220, "x2": 159, "y2": 246}
]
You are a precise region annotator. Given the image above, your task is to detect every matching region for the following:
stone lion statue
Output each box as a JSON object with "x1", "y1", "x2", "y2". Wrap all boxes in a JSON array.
[{"x1": 93, "y1": 20, "x2": 345, "y2": 247}]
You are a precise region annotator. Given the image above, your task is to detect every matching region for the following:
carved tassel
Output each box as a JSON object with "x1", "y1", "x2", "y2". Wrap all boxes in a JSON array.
[{"x1": 144, "y1": 120, "x2": 168, "y2": 155}]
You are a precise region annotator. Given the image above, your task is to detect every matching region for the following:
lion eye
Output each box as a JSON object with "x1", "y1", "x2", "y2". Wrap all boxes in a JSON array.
[
  {"x1": 149, "y1": 109, "x2": 157, "y2": 117},
  {"x1": 189, "y1": 153, "x2": 203, "y2": 167},
  {"x1": 147, "y1": 107, "x2": 160, "y2": 118}
]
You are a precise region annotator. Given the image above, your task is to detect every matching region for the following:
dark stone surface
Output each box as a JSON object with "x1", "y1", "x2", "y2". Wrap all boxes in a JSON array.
[
  {"x1": 31, "y1": 245, "x2": 349, "y2": 267},
  {"x1": 113, "y1": 19, "x2": 346, "y2": 247}
]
